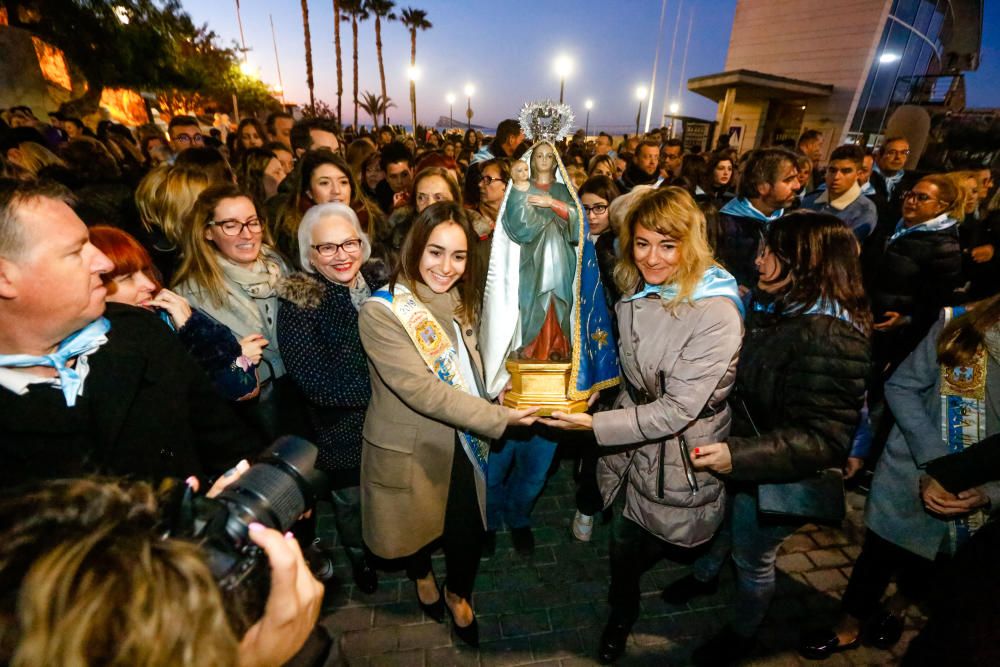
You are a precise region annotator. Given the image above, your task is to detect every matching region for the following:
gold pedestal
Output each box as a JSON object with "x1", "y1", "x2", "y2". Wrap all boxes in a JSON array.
[{"x1": 502, "y1": 358, "x2": 588, "y2": 416}]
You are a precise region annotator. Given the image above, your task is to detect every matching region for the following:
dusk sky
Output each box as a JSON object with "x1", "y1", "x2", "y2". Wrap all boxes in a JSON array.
[{"x1": 183, "y1": 0, "x2": 1000, "y2": 132}]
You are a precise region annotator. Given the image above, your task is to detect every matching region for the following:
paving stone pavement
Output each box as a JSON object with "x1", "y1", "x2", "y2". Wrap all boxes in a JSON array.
[{"x1": 315, "y1": 458, "x2": 923, "y2": 666}]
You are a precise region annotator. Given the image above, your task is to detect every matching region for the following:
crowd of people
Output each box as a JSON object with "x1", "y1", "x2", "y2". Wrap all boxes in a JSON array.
[{"x1": 1, "y1": 101, "x2": 999, "y2": 666}]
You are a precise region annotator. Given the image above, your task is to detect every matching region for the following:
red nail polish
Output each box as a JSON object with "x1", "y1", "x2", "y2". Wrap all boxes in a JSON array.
[{"x1": 694, "y1": 448, "x2": 700, "y2": 454}]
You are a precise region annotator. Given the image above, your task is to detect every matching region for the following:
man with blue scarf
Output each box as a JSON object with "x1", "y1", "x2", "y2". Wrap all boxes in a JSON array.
[
  {"x1": 716, "y1": 148, "x2": 800, "y2": 292},
  {"x1": 0, "y1": 180, "x2": 255, "y2": 487}
]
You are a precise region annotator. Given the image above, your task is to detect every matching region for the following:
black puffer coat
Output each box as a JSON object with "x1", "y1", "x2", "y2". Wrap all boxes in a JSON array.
[
  {"x1": 726, "y1": 307, "x2": 870, "y2": 483},
  {"x1": 715, "y1": 212, "x2": 764, "y2": 290},
  {"x1": 869, "y1": 225, "x2": 963, "y2": 354}
]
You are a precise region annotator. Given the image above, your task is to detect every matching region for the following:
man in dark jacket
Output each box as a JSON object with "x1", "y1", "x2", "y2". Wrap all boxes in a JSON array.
[
  {"x1": 617, "y1": 140, "x2": 662, "y2": 192},
  {"x1": 715, "y1": 148, "x2": 800, "y2": 292},
  {"x1": 0, "y1": 179, "x2": 255, "y2": 489}
]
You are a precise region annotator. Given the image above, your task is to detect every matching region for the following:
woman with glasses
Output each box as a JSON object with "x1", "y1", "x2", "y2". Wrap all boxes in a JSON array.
[
  {"x1": 276, "y1": 202, "x2": 383, "y2": 597},
  {"x1": 870, "y1": 174, "x2": 966, "y2": 376},
  {"x1": 474, "y1": 158, "x2": 510, "y2": 236},
  {"x1": 173, "y1": 183, "x2": 291, "y2": 440},
  {"x1": 273, "y1": 150, "x2": 382, "y2": 269}
]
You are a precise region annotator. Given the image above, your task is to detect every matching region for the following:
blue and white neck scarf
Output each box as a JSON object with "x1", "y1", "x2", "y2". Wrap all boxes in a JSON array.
[
  {"x1": 874, "y1": 164, "x2": 905, "y2": 198},
  {"x1": 624, "y1": 265, "x2": 745, "y2": 318},
  {"x1": 752, "y1": 298, "x2": 859, "y2": 331},
  {"x1": 720, "y1": 197, "x2": 784, "y2": 225},
  {"x1": 0, "y1": 317, "x2": 111, "y2": 406},
  {"x1": 888, "y1": 213, "x2": 957, "y2": 245}
]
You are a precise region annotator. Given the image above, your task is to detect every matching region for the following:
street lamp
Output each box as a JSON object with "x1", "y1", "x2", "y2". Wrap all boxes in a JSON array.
[
  {"x1": 584, "y1": 99, "x2": 593, "y2": 137},
  {"x1": 668, "y1": 102, "x2": 680, "y2": 139},
  {"x1": 554, "y1": 54, "x2": 573, "y2": 104},
  {"x1": 239, "y1": 61, "x2": 257, "y2": 78},
  {"x1": 635, "y1": 86, "x2": 648, "y2": 136},
  {"x1": 446, "y1": 92, "x2": 456, "y2": 129},
  {"x1": 408, "y1": 65, "x2": 421, "y2": 138},
  {"x1": 464, "y1": 83, "x2": 475, "y2": 131}
]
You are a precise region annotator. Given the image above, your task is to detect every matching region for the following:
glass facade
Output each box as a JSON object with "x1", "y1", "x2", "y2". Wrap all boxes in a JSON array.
[{"x1": 849, "y1": 0, "x2": 949, "y2": 139}]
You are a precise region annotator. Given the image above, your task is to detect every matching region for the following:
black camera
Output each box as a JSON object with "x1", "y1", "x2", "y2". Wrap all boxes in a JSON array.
[{"x1": 160, "y1": 436, "x2": 328, "y2": 634}]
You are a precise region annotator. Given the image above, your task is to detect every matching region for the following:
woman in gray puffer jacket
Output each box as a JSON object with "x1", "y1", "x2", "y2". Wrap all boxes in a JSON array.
[{"x1": 545, "y1": 187, "x2": 744, "y2": 665}]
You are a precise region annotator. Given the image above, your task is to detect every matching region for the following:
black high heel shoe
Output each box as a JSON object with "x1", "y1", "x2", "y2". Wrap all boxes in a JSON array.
[
  {"x1": 415, "y1": 580, "x2": 445, "y2": 623},
  {"x1": 443, "y1": 585, "x2": 479, "y2": 648}
]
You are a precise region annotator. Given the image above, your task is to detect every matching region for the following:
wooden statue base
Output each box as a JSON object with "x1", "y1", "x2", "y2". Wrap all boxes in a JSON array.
[{"x1": 502, "y1": 358, "x2": 588, "y2": 417}]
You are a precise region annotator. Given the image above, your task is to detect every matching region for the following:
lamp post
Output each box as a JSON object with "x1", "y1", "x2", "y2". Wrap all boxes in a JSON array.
[
  {"x1": 635, "y1": 86, "x2": 647, "y2": 136},
  {"x1": 554, "y1": 54, "x2": 573, "y2": 104},
  {"x1": 464, "y1": 83, "x2": 475, "y2": 131},
  {"x1": 408, "y1": 65, "x2": 421, "y2": 138},
  {"x1": 668, "y1": 101, "x2": 680, "y2": 139},
  {"x1": 584, "y1": 99, "x2": 593, "y2": 138},
  {"x1": 446, "y1": 93, "x2": 456, "y2": 129}
]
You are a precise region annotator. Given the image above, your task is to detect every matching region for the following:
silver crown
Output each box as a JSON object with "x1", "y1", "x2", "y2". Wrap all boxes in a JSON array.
[{"x1": 519, "y1": 100, "x2": 575, "y2": 144}]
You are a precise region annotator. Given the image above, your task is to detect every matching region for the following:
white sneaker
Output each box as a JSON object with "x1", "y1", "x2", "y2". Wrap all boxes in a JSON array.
[{"x1": 572, "y1": 510, "x2": 595, "y2": 542}]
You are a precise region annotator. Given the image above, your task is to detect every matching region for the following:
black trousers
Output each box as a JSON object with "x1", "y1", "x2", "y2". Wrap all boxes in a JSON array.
[
  {"x1": 607, "y1": 485, "x2": 699, "y2": 624},
  {"x1": 575, "y1": 438, "x2": 604, "y2": 516},
  {"x1": 404, "y1": 438, "x2": 484, "y2": 600},
  {"x1": 841, "y1": 529, "x2": 939, "y2": 620}
]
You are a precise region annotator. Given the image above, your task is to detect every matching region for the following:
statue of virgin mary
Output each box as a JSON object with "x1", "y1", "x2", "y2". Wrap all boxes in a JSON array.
[{"x1": 479, "y1": 101, "x2": 619, "y2": 401}]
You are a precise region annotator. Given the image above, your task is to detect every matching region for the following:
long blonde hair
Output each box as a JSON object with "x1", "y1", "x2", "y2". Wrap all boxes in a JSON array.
[
  {"x1": 13, "y1": 142, "x2": 66, "y2": 175},
  {"x1": 1, "y1": 479, "x2": 238, "y2": 667},
  {"x1": 613, "y1": 186, "x2": 715, "y2": 308},
  {"x1": 135, "y1": 163, "x2": 214, "y2": 245}
]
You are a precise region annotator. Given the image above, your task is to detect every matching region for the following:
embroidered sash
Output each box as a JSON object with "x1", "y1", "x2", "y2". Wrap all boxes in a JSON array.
[
  {"x1": 940, "y1": 306, "x2": 988, "y2": 550},
  {"x1": 369, "y1": 285, "x2": 490, "y2": 480}
]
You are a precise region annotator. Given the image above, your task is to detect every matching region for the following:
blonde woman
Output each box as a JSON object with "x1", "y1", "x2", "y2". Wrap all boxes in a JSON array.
[
  {"x1": 544, "y1": 187, "x2": 744, "y2": 664},
  {"x1": 173, "y1": 183, "x2": 290, "y2": 439},
  {"x1": 6, "y1": 141, "x2": 67, "y2": 176}
]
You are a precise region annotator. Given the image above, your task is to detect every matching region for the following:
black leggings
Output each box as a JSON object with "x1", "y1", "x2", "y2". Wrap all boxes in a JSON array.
[
  {"x1": 841, "y1": 529, "x2": 940, "y2": 620},
  {"x1": 404, "y1": 438, "x2": 484, "y2": 601}
]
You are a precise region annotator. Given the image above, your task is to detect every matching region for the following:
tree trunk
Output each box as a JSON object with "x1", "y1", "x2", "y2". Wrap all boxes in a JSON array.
[
  {"x1": 333, "y1": 0, "x2": 343, "y2": 125},
  {"x1": 409, "y1": 30, "x2": 417, "y2": 138},
  {"x1": 59, "y1": 83, "x2": 105, "y2": 119},
  {"x1": 376, "y1": 17, "x2": 388, "y2": 128},
  {"x1": 352, "y1": 16, "x2": 359, "y2": 130},
  {"x1": 301, "y1": 0, "x2": 316, "y2": 113}
]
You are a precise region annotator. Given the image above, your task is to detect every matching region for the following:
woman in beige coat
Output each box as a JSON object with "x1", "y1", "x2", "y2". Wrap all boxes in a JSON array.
[
  {"x1": 545, "y1": 187, "x2": 744, "y2": 664},
  {"x1": 358, "y1": 201, "x2": 537, "y2": 646}
]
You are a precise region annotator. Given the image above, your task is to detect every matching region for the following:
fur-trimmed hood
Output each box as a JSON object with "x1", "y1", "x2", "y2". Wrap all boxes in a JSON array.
[
  {"x1": 276, "y1": 272, "x2": 326, "y2": 309},
  {"x1": 276, "y1": 262, "x2": 389, "y2": 310}
]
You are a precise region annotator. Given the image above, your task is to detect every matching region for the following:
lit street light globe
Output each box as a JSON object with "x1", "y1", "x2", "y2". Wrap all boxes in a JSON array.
[
  {"x1": 408, "y1": 65, "x2": 421, "y2": 81},
  {"x1": 446, "y1": 93, "x2": 456, "y2": 105},
  {"x1": 554, "y1": 54, "x2": 573, "y2": 78},
  {"x1": 635, "y1": 86, "x2": 648, "y2": 101},
  {"x1": 239, "y1": 61, "x2": 256, "y2": 78},
  {"x1": 585, "y1": 99, "x2": 594, "y2": 110},
  {"x1": 464, "y1": 84, "x2": 475, "y2": 97},
  {"x1": 669, "y1": 102, "x2": 680, "y2": 114}
]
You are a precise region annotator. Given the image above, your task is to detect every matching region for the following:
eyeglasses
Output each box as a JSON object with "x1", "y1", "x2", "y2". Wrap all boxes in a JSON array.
[
  {"x1": 902, "y1": 190, "x2": 944, "y2": 204},
  {"x1": 208, "y1": 217, "x2": 263, "y2": 236},
  {"x1": 480, "y1": 175, "x2": 505, "y2": 186},
  {"x1": 173, "y1": 133, "x2": 204, "y2": 145},
  {"x1": 583, "y1": 204, "x2": 608, "y2": 215},
  {"x1": 884, "y1": 149, "x2": 910, "y2": 157},
  {"x1": 311, "y1": 238, "x2": 362, "y2": 257}
]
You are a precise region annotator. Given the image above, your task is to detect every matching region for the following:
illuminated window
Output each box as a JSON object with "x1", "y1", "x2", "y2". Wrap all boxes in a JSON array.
[{"x1": 31, "y1": 37, "x2": 71, "y2": 91}]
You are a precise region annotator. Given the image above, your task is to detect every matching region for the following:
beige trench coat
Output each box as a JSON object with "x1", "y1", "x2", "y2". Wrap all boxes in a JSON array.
[{"x1": 358, "y1": 282, "x2": 508, "y2": 559}]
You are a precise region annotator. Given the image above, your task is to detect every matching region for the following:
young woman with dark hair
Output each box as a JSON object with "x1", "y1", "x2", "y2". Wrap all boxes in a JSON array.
[
  {"x1": 677, "y1": 211, "x2": 871, "y2": 665},
  {"x1": 234, "y1": 147, "x2": 288, "y2": 221},
  {"x1": 358, "y1": 201, "x2": 539, "y2": 647},
  {"x1": 272, "y1": 149, "x2": 382, "y2": 267}
]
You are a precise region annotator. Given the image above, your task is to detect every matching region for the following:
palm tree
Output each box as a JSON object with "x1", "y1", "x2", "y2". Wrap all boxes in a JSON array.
[
  {"x1": 399, "y1": 8, "x2": 431, "y2": 137},
  {"x1": 341, "y1": 0, "x2": 370, "y2": 130},
  {"x1": 365, "y1": 0, "x2": 396, "y2": 127},
  {"x1": 333, "y1": 0, "x2": 344, "y2": 124},
  {"x1": 359, "y1": 91, "x2": 396, "y2": 129},
  {"x1": 300, "y1": 0, "x2": 316, "y2": 114}
]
